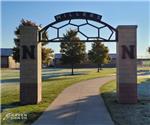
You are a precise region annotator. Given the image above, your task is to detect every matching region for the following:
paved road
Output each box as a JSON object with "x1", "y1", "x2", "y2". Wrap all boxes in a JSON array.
[{"x1": 32, "y1": 76, "x2": 115, "y2": 125}]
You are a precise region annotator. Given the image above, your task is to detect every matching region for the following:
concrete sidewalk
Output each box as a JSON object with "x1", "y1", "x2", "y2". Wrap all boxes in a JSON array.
[{"x1": 32, "y1": 76, "x2": 115, "y2": 125}]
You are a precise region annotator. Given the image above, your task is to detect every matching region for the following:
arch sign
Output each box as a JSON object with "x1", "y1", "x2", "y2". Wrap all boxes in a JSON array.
[{"x1": 19, "y1": 11, "x2": 137, "y2": 104}]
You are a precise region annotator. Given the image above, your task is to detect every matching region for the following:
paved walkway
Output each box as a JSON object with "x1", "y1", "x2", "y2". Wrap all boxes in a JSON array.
[{"x1": 32, "y1": 76, "x2": 115, "y2": 125}]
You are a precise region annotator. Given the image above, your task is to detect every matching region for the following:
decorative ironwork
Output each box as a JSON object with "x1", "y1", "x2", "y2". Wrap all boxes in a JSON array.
[{"x1": 39, "y1": 11, "x2": 117, "y2": 43}]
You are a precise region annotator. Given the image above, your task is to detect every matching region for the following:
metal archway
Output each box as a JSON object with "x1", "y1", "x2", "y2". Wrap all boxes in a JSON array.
[
  {"x1": 20, "y1": 11, "x2": 137, "y2": 105},
  {"x1": 39, "y1": 11, "x2": 117, "y2": 43}
]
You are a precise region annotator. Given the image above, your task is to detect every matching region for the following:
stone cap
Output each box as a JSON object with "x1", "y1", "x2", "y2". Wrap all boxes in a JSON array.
[
  {"x1": 19, "y1": 25, "x2": 39, "y2": 30},
  {"x1": 117, "y1": 25, "x2": 137, "y2": 29}
]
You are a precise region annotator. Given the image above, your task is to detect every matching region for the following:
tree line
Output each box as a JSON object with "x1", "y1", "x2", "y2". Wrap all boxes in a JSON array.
[{"x1": 13, "y1": 19, "x2": 111, "y2": 75}]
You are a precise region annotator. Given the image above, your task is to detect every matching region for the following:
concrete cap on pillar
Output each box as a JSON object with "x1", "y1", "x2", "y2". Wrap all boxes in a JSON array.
[{"x1": 117, "y1": 25, "x2": 137, "y2": 29}]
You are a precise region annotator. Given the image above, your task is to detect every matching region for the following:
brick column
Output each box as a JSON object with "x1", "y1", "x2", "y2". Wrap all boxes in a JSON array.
[
  {"x1": 20, "y1": 26, "x2": 42, "y2": 105},
  {"x1": 117, "y1": 25, "x2": 137, "y2": 104}
]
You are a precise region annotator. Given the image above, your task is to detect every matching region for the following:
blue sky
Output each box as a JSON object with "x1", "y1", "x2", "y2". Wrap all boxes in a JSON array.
[{"x1": 1, "y1": 0, "x2": 150, "y2": 58}]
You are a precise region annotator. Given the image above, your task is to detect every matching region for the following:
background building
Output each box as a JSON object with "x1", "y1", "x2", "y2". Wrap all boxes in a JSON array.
[
  {"x1": 0, "y1": 48, "x2": 19, "y2": 68},
  {"x1": 53, "y1": 53, "x2": 117, "y2": 68},
  {"x1": 53, "y1": 53, "x2": 150, "y2": 68},
  {"x1": 1, "y1": 48, "x2": 149, "y2": 68}
]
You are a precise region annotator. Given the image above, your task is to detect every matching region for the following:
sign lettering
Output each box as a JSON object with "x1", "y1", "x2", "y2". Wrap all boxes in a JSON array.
[
  {"x1": 22, "y1": 45, "x2": 35, "y2": 59},
  {"x1": 55, "y1": 12, "x2": 102, "y2": 23},
  {"x1": 122, "y1": 45, "x2": 135, "y2": 59}
]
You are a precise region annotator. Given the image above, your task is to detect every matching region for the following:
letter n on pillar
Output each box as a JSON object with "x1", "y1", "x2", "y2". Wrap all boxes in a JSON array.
[
  {"x1": 117, "y1": 25, "x2": 137, "y2": 104},
  {"x1": 20, "y1": 26, "x2": 42, "y2": 105}
]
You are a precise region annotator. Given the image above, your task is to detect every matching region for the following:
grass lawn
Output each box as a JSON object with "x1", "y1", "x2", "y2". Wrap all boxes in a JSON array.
[
  {"x1": 100, "y1": 77, "x2": 150, "y2": 125},
  {"x1": 1, "y1": 68, "x2": 115, "y2": 125}
]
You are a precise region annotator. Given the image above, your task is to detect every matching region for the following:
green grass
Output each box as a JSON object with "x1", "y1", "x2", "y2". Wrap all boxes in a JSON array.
[
  {"x1": 100, "y1": 78, "x2": 150, "y2": 125},
  {"x1": 1, "y1": 68, "x2": 115, "y2": 125},
  {"x1": 1, "y1": 68, "x2": 19, "y2": 80}
]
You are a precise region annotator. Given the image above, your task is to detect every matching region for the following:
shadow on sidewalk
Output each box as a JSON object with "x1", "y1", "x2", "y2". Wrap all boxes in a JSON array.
[{"x1": 32, "y1": 95, "x2": 112, "y2": 125}]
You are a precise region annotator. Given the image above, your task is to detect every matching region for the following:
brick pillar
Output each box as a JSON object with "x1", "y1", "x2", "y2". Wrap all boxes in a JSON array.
[
  {"x1": 20, "y1": 26, "x2": 42, "y2": 105},
  {"x1": 117, "y1": 25, "x2": 137, "y2": 104}
]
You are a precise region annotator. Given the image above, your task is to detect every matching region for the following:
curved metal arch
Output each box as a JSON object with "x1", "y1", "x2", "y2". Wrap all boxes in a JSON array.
[{"x1": 39, "y1": 11, "x2": 117, "y2": 42}]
